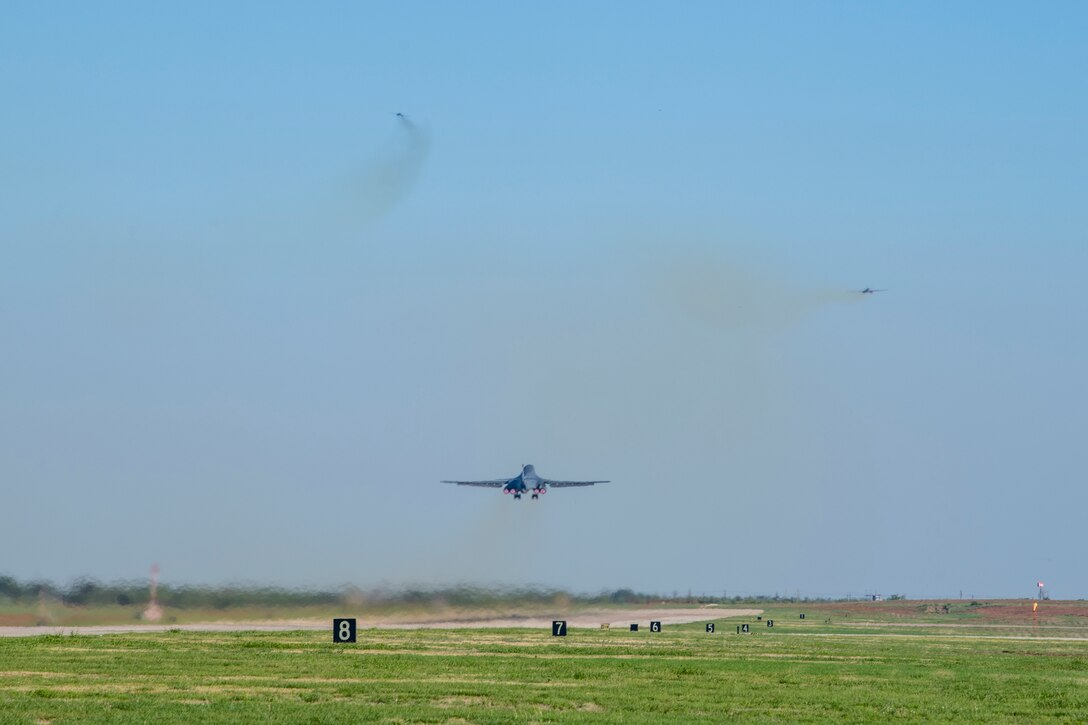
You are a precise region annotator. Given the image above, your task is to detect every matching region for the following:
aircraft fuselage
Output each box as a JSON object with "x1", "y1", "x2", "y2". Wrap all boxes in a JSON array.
[{"x1": 504, "y1": 465, "x2": 545, "y2": 499}]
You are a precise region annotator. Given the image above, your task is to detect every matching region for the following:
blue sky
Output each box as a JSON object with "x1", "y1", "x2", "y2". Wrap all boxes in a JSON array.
[{"x1": 2, "y1": 2, "x2": 1086, "y2": 598}]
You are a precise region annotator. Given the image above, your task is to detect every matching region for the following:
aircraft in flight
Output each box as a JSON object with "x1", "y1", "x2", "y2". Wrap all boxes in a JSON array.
[
  {"x1": 443, "y1": 464, "x2": 608, "y2": 500},
  {"x1": 857, "y1": 288, "x2": 887, "y2": 294}
]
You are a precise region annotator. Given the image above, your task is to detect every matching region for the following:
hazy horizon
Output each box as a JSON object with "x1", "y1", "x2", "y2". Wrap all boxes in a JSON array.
[{"x1": 2, "y1": 2, "x2": 1085, "y2": 600}]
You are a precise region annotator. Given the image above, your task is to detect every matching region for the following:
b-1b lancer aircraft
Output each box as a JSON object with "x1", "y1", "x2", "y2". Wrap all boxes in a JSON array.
[
  {"x1": 857, "y1": 287, "x2": 887, "y2": 294},
  {"x1": 442, "y1": 464, "x2": 608, "y2": 500}
]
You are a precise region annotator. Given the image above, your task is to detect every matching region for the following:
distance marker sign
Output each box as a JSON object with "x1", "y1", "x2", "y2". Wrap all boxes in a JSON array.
[
  {"x1": 650, "y1": 621, "x2": 662, "y2": 632},
  {"x1": 333, "y1": 618, "x2": 357, "y2": 643},
  {"x1": 552, "y1": 620, "x2": 567, "y2": 637},
  {"x1": 706, "y1": 623, "x2": 715, "y2": 633}
]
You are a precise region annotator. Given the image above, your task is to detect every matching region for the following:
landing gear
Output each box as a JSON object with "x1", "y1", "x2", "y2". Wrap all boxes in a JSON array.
[
  {"x1": 513, "y1": 493, "x2": 521, "y2": 500},
  {"x1": 531, "y1": 494, "x2": 539, "y2": 500}
]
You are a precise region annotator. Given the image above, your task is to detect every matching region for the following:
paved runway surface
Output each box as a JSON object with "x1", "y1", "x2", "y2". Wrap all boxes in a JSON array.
[{"x1": 0, "y1": 607, "x2": 762, "y2": 637}]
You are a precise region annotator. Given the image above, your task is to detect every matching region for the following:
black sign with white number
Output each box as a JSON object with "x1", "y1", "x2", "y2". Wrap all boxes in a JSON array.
[
  {"x1": 706, "y1": 623, "x2": 715, "y2": 633},
  {"x1": 629, "y1": 623, "x2": 638, "y2": 631},
  {"x1": 767, "y1": 620, "x2": 774, "y2": 627},
  {"x1": 799, "y1": 613, "x2": 805, "y2": 619},
  {"x1": 650, "y1": 621, "x2": 662, "y2": 632},
  {"x1": 333, "y1": 618, "x2": 357, "y2": 643},
  {"x1": 552, "y1": 620, "x2": 567, "y2": 637},
  {"x1": 741, "y1": 623, "x2": 750, "y2": 633}
]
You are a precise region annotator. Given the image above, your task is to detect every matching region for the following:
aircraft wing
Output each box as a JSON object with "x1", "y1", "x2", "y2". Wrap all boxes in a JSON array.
[
  {"x1": 542, "y1": 479, "x2": 609, "y2": 488},
  {"x1": 442, "y1": 479, "x2": 510, "y2": 488}
]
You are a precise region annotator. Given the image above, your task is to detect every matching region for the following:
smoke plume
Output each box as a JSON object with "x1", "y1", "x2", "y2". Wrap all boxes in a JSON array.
[{"x1": 343, "y1": 114, "x2": 430, "y2": 225}]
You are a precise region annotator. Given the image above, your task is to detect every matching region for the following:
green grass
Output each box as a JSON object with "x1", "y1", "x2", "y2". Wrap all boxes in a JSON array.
[{"x1": 1, "y1": 620, "x2": 1086, "y2": 723}]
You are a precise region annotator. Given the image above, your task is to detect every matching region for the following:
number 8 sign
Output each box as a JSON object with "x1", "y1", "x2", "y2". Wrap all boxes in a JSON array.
[{"x1": 333, "y1": 618, "x2": 357, "y2": 643}]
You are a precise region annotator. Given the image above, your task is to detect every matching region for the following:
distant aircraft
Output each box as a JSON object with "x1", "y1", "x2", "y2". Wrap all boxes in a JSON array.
[
  {"x1": 395, "y1": 112, "x2": 405, "y2": 118},
  {"x1": 857, "y1": 288, "x2": 887, "y2": 294},
  {"x1": 443, "y1": 464, "x2": 608, "y2": 500}
]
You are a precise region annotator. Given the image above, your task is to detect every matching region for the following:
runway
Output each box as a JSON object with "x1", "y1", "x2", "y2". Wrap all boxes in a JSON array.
[{"x1": 0, "y1": 607, "x2": 761, "y2": 637}]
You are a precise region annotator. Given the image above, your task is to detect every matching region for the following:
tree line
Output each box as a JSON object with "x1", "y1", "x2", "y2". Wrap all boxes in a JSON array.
[{"x1": 0, "y1": 575, "x2": 850, "y2": 609}]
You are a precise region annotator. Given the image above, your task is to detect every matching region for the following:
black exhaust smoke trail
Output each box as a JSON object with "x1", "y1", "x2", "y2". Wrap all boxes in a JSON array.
[
  {"x1": 656, "y1": 254, "x2": 862, "y2": 333},
  {"x1": 398, "y1": 493, "x2": 549, "y2": 588},
  {"x1": 346, "y1": 114, "x2": 431, "y2": 224}
]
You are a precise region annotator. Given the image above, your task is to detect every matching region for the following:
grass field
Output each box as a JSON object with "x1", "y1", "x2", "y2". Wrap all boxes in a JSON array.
[{"x1": 1, "y1": 603, "x2": 1086, "y2": 723}]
